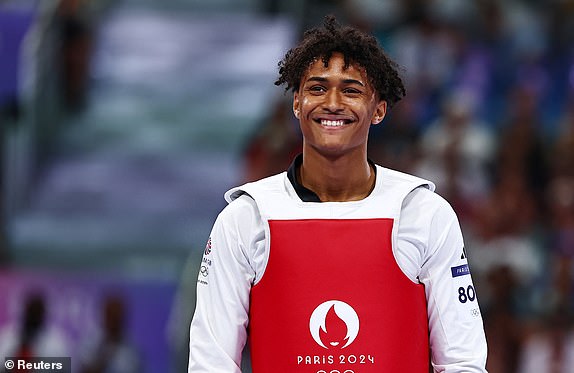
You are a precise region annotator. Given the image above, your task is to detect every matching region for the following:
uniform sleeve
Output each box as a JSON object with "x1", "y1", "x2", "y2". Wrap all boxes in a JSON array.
[
  {"x1": 188, "y1": 195, "x2": 265, "y2": 373},
  {"x1": 398, "y1": 188, "x2": 488, "y2": 373}
]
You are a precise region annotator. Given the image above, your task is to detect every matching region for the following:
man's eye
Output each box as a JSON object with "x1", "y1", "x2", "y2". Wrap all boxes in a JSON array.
[
  {"x1": 309, "y1": 85, "x2": 326, "y2": 92},
  {"x1": 343, "y1": 88, "x2": 361, "y2": 94}
]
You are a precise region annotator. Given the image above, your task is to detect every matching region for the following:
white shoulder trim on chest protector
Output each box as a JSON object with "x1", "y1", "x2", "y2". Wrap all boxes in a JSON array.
[{"x1": 224, "y1": 167, "x2": 435, "y2": 220}]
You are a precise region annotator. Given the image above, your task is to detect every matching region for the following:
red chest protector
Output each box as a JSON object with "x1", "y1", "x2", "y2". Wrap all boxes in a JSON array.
[{"x1": 226, "y1": 171, "x2": 433, "y2": 373}]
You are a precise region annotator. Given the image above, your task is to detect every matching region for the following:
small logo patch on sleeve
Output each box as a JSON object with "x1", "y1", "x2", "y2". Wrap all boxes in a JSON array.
[{"x1": 451, "y1": 264, "x2": 470, "y2": 278}]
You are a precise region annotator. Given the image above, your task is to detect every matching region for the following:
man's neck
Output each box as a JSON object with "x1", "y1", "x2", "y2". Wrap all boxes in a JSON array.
[{"x1": 297, "y1": 151, "x2": 375, "y2": 202}]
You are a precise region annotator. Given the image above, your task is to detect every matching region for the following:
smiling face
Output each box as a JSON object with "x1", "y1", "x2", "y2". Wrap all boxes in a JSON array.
[{"x1": 293, "y1": 53, "x2": 387, "y2": 159}]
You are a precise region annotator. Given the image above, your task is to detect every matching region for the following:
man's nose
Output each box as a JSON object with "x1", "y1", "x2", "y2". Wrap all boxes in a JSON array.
[{"x1": 324, "y1": 89, "x2": 343, "y2": 112}]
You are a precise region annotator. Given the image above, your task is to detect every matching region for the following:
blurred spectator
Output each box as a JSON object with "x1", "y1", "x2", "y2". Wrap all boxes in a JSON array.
[
  {"x1": 481, "y1": 266, "x2": 523, "y2": 373},
  {"x1": 0, "y1": 292, "x2": 70, "y2": 360},
  {"x1": 467, "y1": 184, "x2": 542, "y2": 313},
  {"x1": 0, "y1": 97, "x2": 24, "y2": 265},
  {"x1": 550, "y1": 93, "x2": 574, "y2": 180},
  {"x1": 368, "y1": 94, "x2": 421, "y2": 174},
  {"x1": 391, "y1": 12, "x2": 457, "y2": 95},
  {"x1": 494, "y1": 83, "x2": 550, "y2": 218},
  {"x1": 56, "y1": 0, "x2": 94, "y2": 112},
  {"x1": 242, "y1": 98, "x2": 302, "y2": 182},
  {"x1": 79, "y1": 294, "x2": 141, "y2": 373},
  {"x1": 517, "y1": 306, "x2": 574, "y2": 373},
  {"x1": 465, "y1": 87, "x2": 547, "y2": 315},
  {"x1": 543, "y1": 173, "x2": 574, "y2": 315},
  {"x1": 414, "y1": 89, "x2": 495, "y2": 221}
]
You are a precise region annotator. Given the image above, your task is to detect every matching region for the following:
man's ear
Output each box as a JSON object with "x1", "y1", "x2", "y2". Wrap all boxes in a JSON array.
[
  {"x1": 371, "y1": 100, "x2": 387, "y2": 125},
  {"x1": 293, "y1": 91, "x2": 300, "y2": 119}
]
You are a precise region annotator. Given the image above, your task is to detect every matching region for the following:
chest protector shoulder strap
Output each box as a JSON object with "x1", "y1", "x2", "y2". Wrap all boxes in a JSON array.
[{"x1": 226, "y1": 169, "x2": 433, "y2": 373}]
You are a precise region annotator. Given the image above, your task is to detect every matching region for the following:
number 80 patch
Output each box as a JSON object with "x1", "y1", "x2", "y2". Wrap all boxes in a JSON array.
[{"x1": 451, "y1": 264, "x2": 481, "y2": 321}]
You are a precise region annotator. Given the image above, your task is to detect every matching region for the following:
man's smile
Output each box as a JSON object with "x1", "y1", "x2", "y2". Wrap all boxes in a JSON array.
[
  {"x1": 313, "y1": 114, "x2": 355, "y2": 127},
  {"x1": 319, "y1": 119, "x2": 349, "y2": 127}
]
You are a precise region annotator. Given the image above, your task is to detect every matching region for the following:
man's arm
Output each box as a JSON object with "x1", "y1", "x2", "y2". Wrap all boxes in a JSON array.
[
  {"x1": 188, "y1": 195, "x2": 263, "y2": 372},
  {"x1": 401, "y1": 189, "x2": 488, "y2": 372}
]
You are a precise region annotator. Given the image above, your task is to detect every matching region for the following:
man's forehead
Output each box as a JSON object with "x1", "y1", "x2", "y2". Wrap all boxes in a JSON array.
[{"x1": 301, "y1": 55, "x2": 369, "y2": 82}]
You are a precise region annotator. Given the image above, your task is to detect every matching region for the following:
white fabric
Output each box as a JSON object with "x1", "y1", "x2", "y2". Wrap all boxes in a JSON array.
[{"x1": 189, "y1": 166, "x2": 488, "y2": 372}]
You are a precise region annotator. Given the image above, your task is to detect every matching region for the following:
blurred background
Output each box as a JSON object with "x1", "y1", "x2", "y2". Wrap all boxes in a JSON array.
[{"x1": 1, "y1": 0, "x2": 574, "y2": 372}]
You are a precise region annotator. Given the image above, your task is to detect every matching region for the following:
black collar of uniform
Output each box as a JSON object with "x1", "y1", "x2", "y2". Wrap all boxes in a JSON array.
[
  {"x1": 287, "y1": 154, "x2": 322, "y2": 202},
  {"x1": 286, "y1": 154, "x2": 377, "y2": 203}
]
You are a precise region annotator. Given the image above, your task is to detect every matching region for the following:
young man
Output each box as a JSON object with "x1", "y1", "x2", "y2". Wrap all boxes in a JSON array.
[{"x1": 189, "y1": 16, "x2": 488, "y2": 373}]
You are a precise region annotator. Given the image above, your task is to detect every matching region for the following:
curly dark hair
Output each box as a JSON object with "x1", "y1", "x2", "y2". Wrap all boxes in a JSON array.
[{"x1": 275, "y1": 15, "x2": 406, "y2": 107}]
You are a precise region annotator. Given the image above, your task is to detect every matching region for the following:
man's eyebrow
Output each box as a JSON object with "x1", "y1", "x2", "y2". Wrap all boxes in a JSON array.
[
  {"x1": 342, "y1": 79, "x2": 365, "y2": 86},
  {"x1": 306, "y1": 76, "x2": 328, "y2": 83},
  {"x1": 306, "y1": 76, "x2": 365, "y2": 86}
]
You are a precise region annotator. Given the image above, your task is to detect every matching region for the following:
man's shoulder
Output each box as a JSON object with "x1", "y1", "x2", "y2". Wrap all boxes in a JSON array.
[
  {"x1": 218, "y1": 172, "x2": 288, "y2": 224},
  {"x1": 374, "y1": 165, "x2": 455, "y2": 214},
  {"x1": 376, "y1": 165, "x2": 436, "y2": 192},
  {"x1": 224, "y1": 172, "x2": 287, "y2": 203}
]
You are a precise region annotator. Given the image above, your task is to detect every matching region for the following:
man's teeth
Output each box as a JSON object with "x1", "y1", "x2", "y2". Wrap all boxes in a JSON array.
[{"x1": 321, "y1": 119, "x2": 345, "y2": 127}]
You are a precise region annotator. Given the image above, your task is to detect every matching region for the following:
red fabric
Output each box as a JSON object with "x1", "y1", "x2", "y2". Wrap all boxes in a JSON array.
[{"x1": 249, "y1": 218, "x2": 429, "y2": 372}]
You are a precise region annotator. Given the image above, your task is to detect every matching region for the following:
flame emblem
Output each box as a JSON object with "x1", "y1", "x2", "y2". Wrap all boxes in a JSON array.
[{"x1": 309, "y1": 300, "x2": 359, "y2": 349}]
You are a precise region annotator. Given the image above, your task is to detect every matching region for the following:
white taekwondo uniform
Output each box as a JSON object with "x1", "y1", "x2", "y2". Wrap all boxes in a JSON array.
[{"x1": 189, "y1": 157, "x2": 488, "y2": 373}]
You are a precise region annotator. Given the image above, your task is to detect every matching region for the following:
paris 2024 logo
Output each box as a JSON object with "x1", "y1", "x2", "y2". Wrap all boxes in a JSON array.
[
  {"x1": 309, "y1": 300, "x2": 359, "y2": 349},
  {"x1": 298, "y1": 300, "x2": 375, "y2": 371}
]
